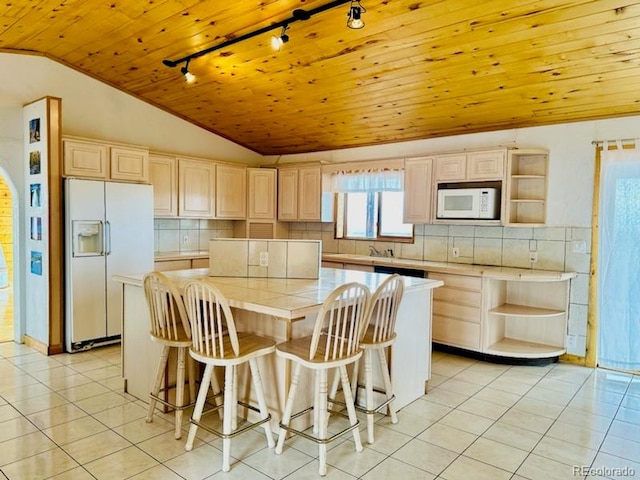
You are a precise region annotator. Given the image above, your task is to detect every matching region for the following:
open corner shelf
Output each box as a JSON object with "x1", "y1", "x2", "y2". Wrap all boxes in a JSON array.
[
  {"x1": 489, "y1": 303, "x2": 565, "y2": 318},
  {"x1": 485, "y1": 338, "x2": 566, "y2": 359}
]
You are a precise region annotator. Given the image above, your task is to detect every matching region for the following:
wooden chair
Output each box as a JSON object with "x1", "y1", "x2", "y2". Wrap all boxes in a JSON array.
[
  {"x1": 182, "y1": 279, "x2": 276, "y2": 472},
  {"x1": 275, "y1": 282, "x2": 371, "y2": 476},
  {"x1": 143, "y1": 271, "x2": 197, "y2": 440},
  {"x1": 351, "y1": 274, "x2": 404, "y2": 444}
]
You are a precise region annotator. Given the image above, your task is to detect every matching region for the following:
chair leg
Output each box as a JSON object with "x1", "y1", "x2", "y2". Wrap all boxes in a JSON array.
[
  {"x1": 187, "y1": 353, "x2": 197, "y2": 405},
  {"x1": 328, "y1": 368, "x2": 340, "y2": 410},
  {"x1": 317, "y1": 368, "x2": 329, "y2": 476},
  {"x1": 313, "y1": 369, "x2": 320, "y2": 435},
  {"x1": 249, "y1": 357, "x2": 274, "y2": 448},
  {"x1": 364, "y1": 349, "x2": 375, "y2": 444},
  {"x1": 340, "y1": 364, "x2": 363, "y2": 453},
  {"x1": 350, "y1": 360, "x2": 360, "y2": 404},
  {"x1": 174, "y1": 347, "x2": 186, "y2": 439},
  {"x1": 378, "y1": 347, "x2": 398, "y2": 424},
  {"x1": 275, "y1": 362, "x2": 302, "y2": 455},
  {"x1": 185, "y1": 363, "x2": 213, "y2": 451},
  {"x1": 146, "y1": 345, "x2": 170, "y2": 423},
  {"x1": 222, "y1": 365, "x2": 235, "y2": 472},
  {"x1": 231, "y1": 365, "x2": 238, "y2": 431},
  {"x1": 209, "y1": 366, "x2": 224, "y2": 420}
]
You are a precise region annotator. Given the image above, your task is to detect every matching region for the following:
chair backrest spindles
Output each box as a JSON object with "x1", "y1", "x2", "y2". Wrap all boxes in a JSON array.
[
  {"x1": 184, "y1": 280, "x2": 239, "y2": 358},
  {"x1": 309, "y1": 282, "x2": 370, "y2": 362},
  {"x1": 143, "y1": 272, "x2": 191, "y2": 342},
  {"x1": 365, "y1": 274, "x2": 404, "y2": 344}
]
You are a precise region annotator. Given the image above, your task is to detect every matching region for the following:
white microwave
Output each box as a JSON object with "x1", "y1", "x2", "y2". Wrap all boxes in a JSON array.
[{"x1": 437, "y1": 187, "x2": 499, "y2": 220}]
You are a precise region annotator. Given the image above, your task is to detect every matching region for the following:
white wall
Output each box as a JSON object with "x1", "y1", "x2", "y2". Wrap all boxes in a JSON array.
[
  {"x1": 0, "y1": 52, "x2": 262, "y2": 345},
  {"x1": 265, "y1": 115, "x2": 640, "y2": 228}
]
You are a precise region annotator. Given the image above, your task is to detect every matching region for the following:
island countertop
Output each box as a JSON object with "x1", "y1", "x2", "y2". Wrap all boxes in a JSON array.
[{"x1": 114, "y1": 267, "x2": 443, "y2": 320}]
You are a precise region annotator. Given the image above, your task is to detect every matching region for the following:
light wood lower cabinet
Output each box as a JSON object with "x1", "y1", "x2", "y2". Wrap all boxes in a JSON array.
[
  {"x1": 154, "y1": 257, "x2": 209, "y2": 271},
  {"x1": 429, "y1": 272, "x2": 482, "y2": 350}
]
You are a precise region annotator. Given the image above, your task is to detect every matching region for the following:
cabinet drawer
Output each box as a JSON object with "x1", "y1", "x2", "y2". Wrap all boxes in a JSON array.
[
  {"x1": 432, "y1": 315, "x2": 481, "y2": 349},
  {"x1": 433, "y1": 300, "x2": 481, "y2": 323},
  {"x1": 433, "y1": 287, "x2": 481, "y2": 308},
  {"x1": 154, "y1": 259, "x2": 191, "y2": 271},
  {"x1": 191, "y1": 258, "x2": 210, "y2": 269},
  {"x1": 429, "y1": 272, "x2": 481, "y2": 291}
]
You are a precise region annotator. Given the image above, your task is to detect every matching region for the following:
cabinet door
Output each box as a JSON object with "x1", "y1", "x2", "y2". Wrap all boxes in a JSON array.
[
  {"x1": 216, "y1": 164, "x2": 246, "y2": 219},
  {"x1": 278, "y1": 169, "x2": 299, "y2": 220},
  {"x1": 248, "y1": 168, "x2": 276, "y2": 219},
  {"x1": 63, "y1": 139, "x2": 108, "y2": 179},
  {"x1": 149, "y1": 154, "x2": 177, "y2": 217},
  {"x1": 178, "y1": 158, "x2": 216, "y2": 218},
  {"x1": 298, "y1": 166, "x2": 321, "y2": 221},
  {"x1": 403, "y1": 156, "x2": 434, "y2": 223},
  {"x1": 467, "y1": 150, "x2": 505, "y2": 180},
  {"x1": 435, "y1": 153, "x2": 466, "y2": 181},
  {"x1": 110, "y1": 146, "x2": 149, "y2": 183}
]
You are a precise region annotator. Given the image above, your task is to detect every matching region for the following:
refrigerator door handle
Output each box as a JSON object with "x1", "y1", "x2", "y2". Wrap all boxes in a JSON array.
[{"x1": 105, "y1": 220, "x2": 112, "y2": 256}]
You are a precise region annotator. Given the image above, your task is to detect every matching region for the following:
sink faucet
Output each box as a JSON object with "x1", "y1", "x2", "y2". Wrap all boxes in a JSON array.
[{"x1": 369, "y1": 245, "x2": 381, "y2": 257}]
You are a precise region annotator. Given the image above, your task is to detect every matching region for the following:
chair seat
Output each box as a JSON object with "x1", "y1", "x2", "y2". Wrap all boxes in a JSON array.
[
  {"x1": 360, "y1": 327, "x2": 396, "y2": 349},
  {"x1": 190, "y1": 332, "x2": 276, "y2": 366},
  {"x1": 150, "y1": 325, "x2": 191, "y2": 347},
  {"x1": 276, "y1": 334, "x2": 363, "y2": 369}
]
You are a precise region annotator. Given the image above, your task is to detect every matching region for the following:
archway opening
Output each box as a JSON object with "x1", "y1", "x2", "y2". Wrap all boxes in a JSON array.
[{"x1": 0, "y1": 173, "x2": 14, "y2": 342}]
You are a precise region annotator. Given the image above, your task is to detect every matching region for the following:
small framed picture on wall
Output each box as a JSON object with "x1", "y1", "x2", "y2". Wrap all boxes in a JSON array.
[
  {"x1": 29, "y1": 151, "x2": 41, "y2": 175},
  {"x1": 30, "y1": 251, "x2": 43, "y2": 276},
  {"x1": 29, "y1": 118, "x2": 41, "y2": 143},
  {"x1": 30, "y1": 183, "x2": 42, "y2": 208}
]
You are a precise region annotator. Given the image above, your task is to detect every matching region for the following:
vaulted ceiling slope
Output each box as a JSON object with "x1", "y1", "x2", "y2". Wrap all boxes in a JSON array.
[{"x1": 2, "y1": 1, "x2": 640, "y2": 155}]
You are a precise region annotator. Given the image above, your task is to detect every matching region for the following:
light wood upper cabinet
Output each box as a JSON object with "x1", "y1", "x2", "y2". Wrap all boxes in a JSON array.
[
  {"x1": 403, "y1": 156, "x2": 434, "y2": 224},
  {"x1": 63, "y1": 139, "x2": 109, "y2": 179},
  {"x1": 298, "y1": 166, "x2": 322, "y2": 221},
  {"x1": 435, "y1": 149, "x2": 505, "y2": 182},
  {"x1": 215, "y1": 164, "x2": 246, "y2": 219},
  {"x1": 149, "y1": 154, "x2": 178, "y2": 217},
  {"x1": 248, "y1": 168, "x2": 276, "y2": 219},
  {"x1": 63, "y1": 137, "x2": 149, "y2": 183},
  {"x1": 278, "y1": 169, "x2": 299, "y2": 220},
  {"x1": 178, "y1": 158, "x2": 216, "y2": 218},
  {"x1": 110, "y1": 146, "x2": 149, "y2": 183},
  {"x1": 434, "y1": 153, "x2": 466, "y2": 181},
  {"x1": 277, "y1": 166, "x2": 323, "y2": 221},
  {"x1": 467, "y1": 150, "x2": 505, "y2": 180}
]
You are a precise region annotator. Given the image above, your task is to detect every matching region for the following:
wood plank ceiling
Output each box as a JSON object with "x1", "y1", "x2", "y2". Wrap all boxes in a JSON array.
[{"x1": 2, "y1": 0, "x2": 640, "y2": 155}]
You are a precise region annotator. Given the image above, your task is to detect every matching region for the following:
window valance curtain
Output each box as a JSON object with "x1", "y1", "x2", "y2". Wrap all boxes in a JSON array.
[{"x1": 331, "y1": 168, "x2": 403, "y2": 192}]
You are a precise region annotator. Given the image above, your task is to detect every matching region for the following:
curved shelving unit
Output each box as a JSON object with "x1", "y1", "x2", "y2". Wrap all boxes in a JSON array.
[
  {"x1": 485, "y1": 338, "x2": 566, "y2": 359},
  {"x1": 489, "y1": 303, "x2": 565, "y2": 318}
]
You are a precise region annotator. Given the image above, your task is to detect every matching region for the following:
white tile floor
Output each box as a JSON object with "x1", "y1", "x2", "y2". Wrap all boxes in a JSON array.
[{"x1": 0, "y1": 342, "x2": 639, "y2": 479}]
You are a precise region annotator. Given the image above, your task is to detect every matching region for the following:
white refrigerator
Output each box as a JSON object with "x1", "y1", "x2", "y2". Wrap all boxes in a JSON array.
[{"x1": 65, "y1": 178, "x2": 153, "y2": 352}]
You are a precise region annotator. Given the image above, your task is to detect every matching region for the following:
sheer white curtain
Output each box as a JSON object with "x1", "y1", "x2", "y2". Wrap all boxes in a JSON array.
[
  {"x1": 331, "y1": 169, "x2": 403, "y2": 192},
  {"x1": 598, "y1": 140, "x2": 640, "y2": 371}
]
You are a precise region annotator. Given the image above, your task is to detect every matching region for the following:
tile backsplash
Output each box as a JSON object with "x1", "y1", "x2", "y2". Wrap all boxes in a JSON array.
[
  {"x1": 290, "y1": 222, "x2": 591, "y2": 358},
  {"x1": 154, "y1": 218, "x2": 234, "y2": 253}
]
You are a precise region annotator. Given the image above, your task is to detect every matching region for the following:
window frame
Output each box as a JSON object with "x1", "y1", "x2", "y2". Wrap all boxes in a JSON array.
[{"x1": 335, "y1": 191, "x2": 414, "y2": 242}]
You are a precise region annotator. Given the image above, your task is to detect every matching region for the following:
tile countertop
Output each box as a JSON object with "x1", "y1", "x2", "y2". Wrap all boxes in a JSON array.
[
  {"x1": 322, "y1": 253, "x2": 576, "y2": 282},
  {"x1": 113, "y1": 267, "x2": 443, "y2": 320},
  {"x1": 154, "y1": 251, "x2": 209, "y2": 261}
]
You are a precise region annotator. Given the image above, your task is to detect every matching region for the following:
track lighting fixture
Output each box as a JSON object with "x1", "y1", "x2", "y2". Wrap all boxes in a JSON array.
[
  {"x1": 347, "y1": 1, "x2": 365, "y2": 29},
  {"x1": 180, "y1": 60, "x2": 196, "y2": 83},
  {"x1": 163, "y1": 0, "x2": 366, "y2": 80},
  {"x1": 271, "y1": 25, "x2": 290, "y2": 51}
]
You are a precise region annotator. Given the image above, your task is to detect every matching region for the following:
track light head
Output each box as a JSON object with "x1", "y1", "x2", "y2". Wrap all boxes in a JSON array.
[
  {"x1": 347, "y1": 1, "x2": 365, "y2": 29},
  {"x1": 180, "y1": 61, "x2": 196, "y2": 83},
  {"x1": 271, "y1": 25, "x2": 290, "y2": 51}
]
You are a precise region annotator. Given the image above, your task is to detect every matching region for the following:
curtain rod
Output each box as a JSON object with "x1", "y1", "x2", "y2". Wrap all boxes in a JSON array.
[{"x1": 591, "y1": 138, "x2": 637, "y2": 145}]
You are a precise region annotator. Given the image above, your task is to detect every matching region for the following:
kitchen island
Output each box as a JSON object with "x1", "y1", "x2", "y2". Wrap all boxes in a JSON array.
[{"x1": 114, "y1": 268, "x2": 443, "y2": 426}]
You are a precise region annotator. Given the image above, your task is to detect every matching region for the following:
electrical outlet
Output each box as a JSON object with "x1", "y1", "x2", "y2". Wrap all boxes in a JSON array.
[
  {"x1": 452, "y1": 247, "x2": 460, "y2": 258},
  {"x1": 573, "y1": 241, "x2": 587, "y2": 254},
  {"x1": 183, "y1": 235, "x2": 189, "y2": 244},
  {"x1": 259, "y1": 251, "x2": 269, "y2": 267},
  {"x1": 529, "y1": 251, "x2": 538, "y2": 263}
]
